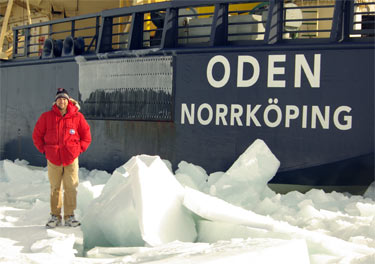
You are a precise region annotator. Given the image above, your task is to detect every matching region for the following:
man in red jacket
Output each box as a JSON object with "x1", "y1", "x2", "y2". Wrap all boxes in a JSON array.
[{"x1": 33, "y1": 88, "x2": 91, "y2": 228}]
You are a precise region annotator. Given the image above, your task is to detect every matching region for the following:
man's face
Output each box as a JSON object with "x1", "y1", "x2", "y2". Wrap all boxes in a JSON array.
[{"x1": 56, "y1": 97, "x2": 68, "y2": 111}]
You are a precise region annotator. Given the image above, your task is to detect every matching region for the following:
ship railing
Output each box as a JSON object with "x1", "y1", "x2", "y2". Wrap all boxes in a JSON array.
[
  {"x1": 282, "y1": 2, "x2": 336, "y2": 40},
  {"x1": 350, "y1": 0, "x2": 375, "y2": 37},
  {"x1": 12, "y1": 13, "x2": 101, "y2": 59},
  {"x1": 10, "y1": 0, "x2": 375, "y2": 60}
]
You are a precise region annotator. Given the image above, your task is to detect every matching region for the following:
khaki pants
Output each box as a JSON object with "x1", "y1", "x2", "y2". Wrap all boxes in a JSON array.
[{"x1": 47, "y1": 158, "x2": 79, "y2": 220}]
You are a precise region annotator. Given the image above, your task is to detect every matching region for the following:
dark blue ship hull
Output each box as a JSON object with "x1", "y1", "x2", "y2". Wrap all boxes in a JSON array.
[{"x1": 0, "y1": 0, "x2": 374, "y2": 191}]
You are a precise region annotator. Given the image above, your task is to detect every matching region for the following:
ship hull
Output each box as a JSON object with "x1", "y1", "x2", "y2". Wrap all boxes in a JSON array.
[
  {"x1": 1, "y1": 43, "x2": 373, "y2": 188},
  {"x1": 1, "y1": 0, "x2": 374, "y2": 190}
]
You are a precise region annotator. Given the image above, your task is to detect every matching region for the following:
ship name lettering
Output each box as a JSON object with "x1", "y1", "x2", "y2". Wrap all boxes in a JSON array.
[
  {"x1": 181, "y1": 100, "x2": 352, "y2": 130},
  {"x1": 207, "y1": 54, "x2": 321, "y2": 88}
]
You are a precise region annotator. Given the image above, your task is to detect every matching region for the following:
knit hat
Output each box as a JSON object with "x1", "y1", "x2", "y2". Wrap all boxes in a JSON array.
[{"x1": 55, "y1": 88, "x2": 69, "y2": 101}]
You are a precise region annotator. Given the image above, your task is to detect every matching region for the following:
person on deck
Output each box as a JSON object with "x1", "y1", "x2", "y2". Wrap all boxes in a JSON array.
[{"x1": 32, "y1": 88, "x2": 91, "y2": 228}]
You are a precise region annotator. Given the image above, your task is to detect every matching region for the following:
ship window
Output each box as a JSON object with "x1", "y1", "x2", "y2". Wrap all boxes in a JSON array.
[
  {"x1": 350, "y1": 0, "x2": 375, "y2": 38},
  {"x1": 78, "y1": 56, "x2": 173, "y2": 121},
  {"x1": 282, "y1": 0, "x2": 334, "y2": 40}
]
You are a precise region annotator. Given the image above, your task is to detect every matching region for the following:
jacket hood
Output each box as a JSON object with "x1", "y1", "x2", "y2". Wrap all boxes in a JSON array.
[{"x1": 69, "y1": 98, "x2": 81, "y2": 111}]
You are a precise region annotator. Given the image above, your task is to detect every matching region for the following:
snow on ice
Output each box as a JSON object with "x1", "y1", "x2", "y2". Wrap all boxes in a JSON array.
[{"x1": 0, "y1": 139, "x2": 374, "y2": 264}]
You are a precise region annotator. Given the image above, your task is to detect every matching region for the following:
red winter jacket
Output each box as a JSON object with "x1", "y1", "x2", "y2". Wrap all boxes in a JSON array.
[{"x1": 32, "y1": 99, "x2": 91, "y2": 166}]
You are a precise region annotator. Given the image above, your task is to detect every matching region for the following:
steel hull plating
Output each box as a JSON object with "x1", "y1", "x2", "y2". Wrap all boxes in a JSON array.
[{"x1": 0, "y1": 44, "x2": 374, "y2": 188}]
